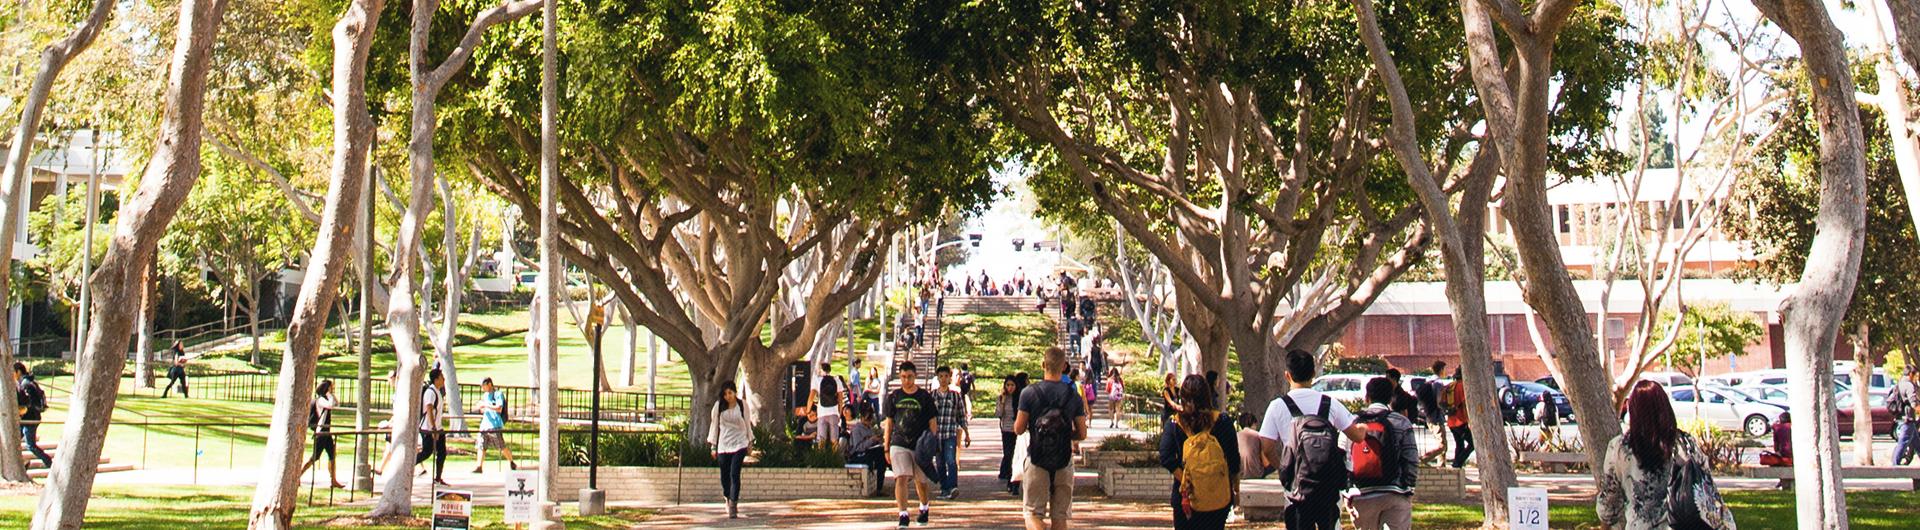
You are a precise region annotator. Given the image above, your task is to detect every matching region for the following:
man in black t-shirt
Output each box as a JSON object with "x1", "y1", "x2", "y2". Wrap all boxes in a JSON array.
[
  {"x1": 883, "y1": 362, "x2": 938, "y2": 528},
  {"x1": 1014, "y1": 347, "x2": 1088, "y2": 530}
]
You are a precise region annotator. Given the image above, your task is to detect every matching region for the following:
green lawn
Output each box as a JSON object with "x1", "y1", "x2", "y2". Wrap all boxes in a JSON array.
[
  {"x1": 0, "y1": 485, "x2": 653, "y2": 529},
  {"x1": 1400, "y1": 490, "x2": 1914, "y2": 529}
]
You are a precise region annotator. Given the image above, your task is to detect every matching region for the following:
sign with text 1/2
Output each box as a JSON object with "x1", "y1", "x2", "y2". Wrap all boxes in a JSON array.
[
  {"x1": 1508, "y1": 487, "x2": 1549, "y2": 530},
  {"x1": 433, "y1": 489, "x2": 473, "y2": 530},
  {"x1": 504, "y1": 470, "x2": 539, "y2": 523}
]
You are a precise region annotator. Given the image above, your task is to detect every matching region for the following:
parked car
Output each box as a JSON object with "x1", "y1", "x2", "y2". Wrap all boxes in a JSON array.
[
  {"x1": 1835, "y1": 390, "x2": 1896, "y2": 438},
  {"x1": 1638, "y1": 371, "x2": 1696, "y2": 389},
  {"x1": 1832, "y1": 363, "x2": 1892, "y2": 395},
  {"x1": 1667, "y1": 385, "x2": 1785, "y2": 437},
  {"x1": 1311, "y1": 374, "x2": 1371, "y2": 404},
  {"x1": 1500, "y1": 381, "x2": 1572, "y2": 424}
]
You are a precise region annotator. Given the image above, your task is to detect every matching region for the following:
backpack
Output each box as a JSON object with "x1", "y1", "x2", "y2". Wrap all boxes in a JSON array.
[
  {"x1": 308, "y1": 401, "x2": 320, "y2": 430},
  {"x1": 1028, "y1": 385, "x2": 1076, "y2": 471},
  {"x1": 1667, "y1": 441, "x2": 1730, "y2": 530},
  {"x1": 1436, "y1": 381, "x2": 1459, "y2": 415},
  {"x1": 1888, "y1": 386, "x2": 1911, "y2": 420},
  {"x1": 1351, "y1": 410, "x2": 1401, "y2": 487},
  {"x1": 1278, "y1": 395, "x2": 1349, "y2": 502},
  {"x1": 493, "y1": 391, "x2": 510, "y2": 424},
  {"x1": 1178, "y1": 412, "x2": 1233, "y2": 513},
  {"x1": 21, "y1": 380, "x2": 47, "y2": 416},
  {"x1": 819, "y1": 376, "x2": 843, "y2": 408}
]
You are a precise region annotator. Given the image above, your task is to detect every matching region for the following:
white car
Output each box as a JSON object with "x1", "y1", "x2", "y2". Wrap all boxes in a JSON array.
[
  {"x1": 1311, "y1": 374, "x2": 1373, "y2": 404},
  {"x1": 1668, "y1": 385, "x2": 1785, "y2": 437},
  {"x1": 1638, "y1": 371, "x2": 1696, "y2": 388}
]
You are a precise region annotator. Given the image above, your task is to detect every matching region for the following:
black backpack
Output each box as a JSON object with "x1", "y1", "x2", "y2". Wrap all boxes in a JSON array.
[
  {"x1": 1667, "y1": 444, "x2": 1728, "y2": 530},
  {"x1": 21, "y1": 379, "x2": 47, "y2": 416},
  {"x1": 1028, "y1": 385, "x2": 1076, "y2": 471},
  {"x1": 819, "y1": 377, "x2": 843, "y2": 408},
  {"x1": 1888, "y1": 387, "x2": 1911, "y2": 420},
  {"x1": 1278, "y1": 395, "x2": 1349, "y2": 501}
]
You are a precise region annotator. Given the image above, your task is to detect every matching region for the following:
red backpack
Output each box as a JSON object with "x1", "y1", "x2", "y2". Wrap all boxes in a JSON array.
[{"x1": 1350, "y1": 410, "x2": 1397, "y2": 485}]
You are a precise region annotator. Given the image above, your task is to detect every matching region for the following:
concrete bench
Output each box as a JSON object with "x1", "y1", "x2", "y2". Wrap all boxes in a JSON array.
[
  {"x1": 1742, "y1": 465, "x2": 1920, "y2": 490},
  {"x1": 1238, "y1": 479, "x2": 1288, "y2": 522},
  {"x1": 1518, "y1": 451, "x2": 1589, "y2": 473}
]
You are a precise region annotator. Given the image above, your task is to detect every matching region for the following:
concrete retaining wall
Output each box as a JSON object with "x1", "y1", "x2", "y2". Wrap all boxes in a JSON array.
[{"x1": 554, "y1": 466, "x2": 874, "y2": 503}]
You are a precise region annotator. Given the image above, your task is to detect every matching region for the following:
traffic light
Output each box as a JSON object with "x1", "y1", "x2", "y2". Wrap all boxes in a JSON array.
[
  {"x1": 968, "y1": 233, "x2": 982, "y2": 247},
  {"x1": 1012, "y1": 238, "x2": 1025, "y2": 251}
]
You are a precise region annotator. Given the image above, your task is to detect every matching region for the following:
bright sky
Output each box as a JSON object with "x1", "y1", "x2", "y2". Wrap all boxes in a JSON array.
[{"x1": 948, "y1": 163, "x2": 1064, "y2": 284}]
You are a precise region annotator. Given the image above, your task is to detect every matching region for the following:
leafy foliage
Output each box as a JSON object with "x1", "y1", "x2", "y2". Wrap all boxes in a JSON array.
[{"x1": 1642, "y1": 303, "x2": 1764, "y2": 373}]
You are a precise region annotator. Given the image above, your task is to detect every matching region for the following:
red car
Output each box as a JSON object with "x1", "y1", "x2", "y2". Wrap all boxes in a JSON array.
[{"x1": 1835, "y1": 391, "x2": 1895, "y2": 437}]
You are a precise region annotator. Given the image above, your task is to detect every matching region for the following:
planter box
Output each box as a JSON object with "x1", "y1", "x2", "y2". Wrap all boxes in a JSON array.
[
  {"x1": 1097, "y1": 465, "x2": 1172, "y2": 499},
  {"x1": 1084, "y1": 449, "x2": 1158, "y2": 470},
  {"x1": 554, "y1": 465, "x2": 876, "y2": 503}
]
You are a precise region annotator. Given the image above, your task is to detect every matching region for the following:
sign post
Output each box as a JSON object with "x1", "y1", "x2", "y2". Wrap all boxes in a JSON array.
[
  {"x1": 1508, "y1": 487, "x2": 1549, "y2": 530},
  {"x1": 432, "y1": 490, "x2": 473, "y2": 530}
]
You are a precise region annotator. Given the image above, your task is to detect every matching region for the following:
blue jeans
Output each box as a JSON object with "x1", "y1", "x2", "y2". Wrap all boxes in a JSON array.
[
  {"x1": 21, "y1": 424, "x2": 51, "y2": 468},
  {"x1": 1895, "y1": 421, "x2": 1919, "y2": 465},
  {"x1": 936, "y1": 436, "x2": 959, "y2": 492}
]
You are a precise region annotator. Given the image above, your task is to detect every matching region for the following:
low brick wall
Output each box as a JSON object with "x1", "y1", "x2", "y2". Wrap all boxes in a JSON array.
[
  {"x1": 554, "y1": 466, "x2": 874, "y2": 503},
  {"x1": 1098, "y1": 466, "x2": 1172, "y2": 499},
  {"x1": 1083, "y1": 450, "x2": 1158, "y2": 470},
  {"x1": 1413, "y1": 466, "x2": 1465, "y2": 502}
]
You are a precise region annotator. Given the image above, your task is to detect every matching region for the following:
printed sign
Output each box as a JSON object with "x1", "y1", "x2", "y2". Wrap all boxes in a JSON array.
[
  {"x1": 1509, "y1": 487, "x2": 1549, "y2": 530},
  {"x1": 432, "y1": 489, "x2": 472, "y2": 530},
  {"x1": 504, "y1": 471, "x2": 539, "y2": 523}
]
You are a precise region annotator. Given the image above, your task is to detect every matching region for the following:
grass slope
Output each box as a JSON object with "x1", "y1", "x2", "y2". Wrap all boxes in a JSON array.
[{"x1": 0, "y1": 485, "x2": 652, "y2": 529}]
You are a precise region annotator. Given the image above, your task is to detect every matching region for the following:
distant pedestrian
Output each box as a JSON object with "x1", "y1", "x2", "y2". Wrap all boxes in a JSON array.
[
  {"x1": 810, "y1": 362, "x2": 849, "y2": 450},
  {"x1": 1015, "y1": 347, "x2": 1088, "y2": 530},
  {"x1": 1105, "y1": 368, "x2": 1126, "y2": 428},
  {"x1": 13, "y1": 362, "x2": 51, "y2": 469},
  {"x1": 1443, "y1": 369, "x2": 1472, "y2": 468},
  {"x1": 1259, "y1": 349, "x2": 1367, "y2": 530},
  {"x1": 163, "y1": 349, "x2": 189, "y2": 398},
  {"x1": 1596, "y1": 380, "x2": 1737, "y2": 530},
  {"x1": 997, "y1": 378, "x2": 1023, "y2": 490},
  {"x1": 1383, "y1": 369, "x2": 1418, "y2": 420},
  {"x1": 1160, "y1": 373, "x2": 1183, "y2": 424},
  {"x1": 473, "y1": 377, "x2": 518, "y2": 472},
  {"x1": 1348, "y1": 377, "x2": 1418, "y2": 530},
  {"x1": 416, "y1": 369, "x2": 449, "y2": 487},
  {"x1": 301, "y1": 379, "x2": 345, "y2": 488},
  {"x1": 884, "y1": 362, "x2": 937, "y2": 528},
  {"x1": 708, "y1": 380, "x2": 753, "y2": 518},
  {"x1": 932, "y1": 366, "x2": 971, "y2": 499},
  {"x1": 1759, "y1": 412, "x2": 1792, "y2": 468},
  {"x1": 1158, "y1": 374, "x2": 1240, "y2": 530},
  {"x1": 1890, "y1": 369, "x2": 1919, "y2": 465}
]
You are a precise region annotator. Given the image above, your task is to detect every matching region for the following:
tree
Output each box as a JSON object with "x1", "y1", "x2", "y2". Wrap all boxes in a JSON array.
[
  {"x1": 34, "y1": 0, "x2": 228, "y2": 527},
  {"x1": 246, "y1": 0, "x2": 388, "y2": 525},
  {"x1": 0, "y1": 0, "x2": 117, "y2": 485},
  {"x1": 1747, "y1": 0, "x2": 1871, "y2": 526},
  {"x1": 460, "y1": 0, "x2": 996, "y2": 438},
  {"x1": 165, "y1": 160, "x2": 310, "y2": 364},
  {"x1": 1640, "y1": 303, "x2": 1765, "y2": 374},
  {"x1": 1458, "y1": 0, "x2": 1637, "y2": 481}
]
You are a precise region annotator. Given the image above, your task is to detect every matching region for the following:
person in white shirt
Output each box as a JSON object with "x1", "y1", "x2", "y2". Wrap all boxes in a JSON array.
[
  {"x1": 300, "y1": 380, "x2": 344, "y2": 488},
  {"x1": 415, "y1": 369, "x2": 449, "y2": 487},
  {"x1": 708, "y1": 380, "x2": 755, "y2": 519},
  {"x1": 1258, "y1": 349, "x2": 1368, "y2": 530}
]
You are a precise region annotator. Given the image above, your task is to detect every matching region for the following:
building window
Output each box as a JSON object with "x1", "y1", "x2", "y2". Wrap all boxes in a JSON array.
[{"x1": 1558, "y1": 205, "x2": 1571, "y2": 234}]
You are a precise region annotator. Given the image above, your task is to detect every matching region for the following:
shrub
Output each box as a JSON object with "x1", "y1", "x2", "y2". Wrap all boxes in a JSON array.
[
  {"x1": 1097, "y1": 435, "x2": 1152, "y2": 452},
  {"x1": 560, "y1": 430, "x2": 694, "y2": 467}
]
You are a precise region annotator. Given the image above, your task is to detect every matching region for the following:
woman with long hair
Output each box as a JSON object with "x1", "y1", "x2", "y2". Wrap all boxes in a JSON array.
[
  {"x1": 299, "y1": 380, "x2": 343, "y2": 488},
  {"x1": 1596, "y1": 381, "x2": 1736, "y2": 529},
  {"x1": 1157, "y1": 374, "x2": 1240, "y2": 529},
  {"x1": 708, "y1": 380, "x2": 754, "y2": 518},
  {"x1": 1106, "y1": 367, "x2": 1126, "y2": 428}
]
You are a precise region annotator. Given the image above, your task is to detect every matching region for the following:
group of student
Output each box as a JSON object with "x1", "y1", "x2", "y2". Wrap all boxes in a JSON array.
[{"x1": 302, "y1": 369, "x2": 517, "y2": 490}]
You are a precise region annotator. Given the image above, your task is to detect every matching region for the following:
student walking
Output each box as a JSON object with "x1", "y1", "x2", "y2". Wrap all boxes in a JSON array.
[
  {"x1": 1443, "y1": 369, "x2": 1473, "y2": 468},
  {"x1": 1597, "y1": 380, "x2": 1737, "y2": 530},
  {"x1": 708, "y1": 381, "x2": 753, "y2": 518},
  {"x1": 1158, "y1": 374, "x2": 1240, "y2": 530},
  {"x1": 1889, "y1": 370, "x2": 1918, "y2": 465},
  {"x1": 883, "y1": 362, "x2": 938, "y2": 528},
  {"x1": 1416, "y1": 362, "x2": 1447, "y2": 461},
  {"x1": 1259, "y1": 349, "x2": 1368, "y2": 530},
  {"x1": 811, "y1": 362, "x2": 849, "y2": 450},
  {"x1": 13, "y1": 362, "x2": 51, "y2": 469},
  {"x1": 932, "y1": 366, "x2": 971, "y2": 499},
  {"x1": 1014, "y1": 347, "x2": 1089, "y2": 530},
  {"x1": 473, "y1": 378, "x2": 518, "y2": 472},
  {"x1": 163, "y1": 348, "x2": 190, "y2": 398},
  {"x1": 301, "y1": 380, "x2": 345, "y2": 488},
  {"x1": 416, "y1": 369, "x2": 449, "y2": 487},
  {"x1": 1348, "y1": 377, "x2": 1419, "y2": 530}
]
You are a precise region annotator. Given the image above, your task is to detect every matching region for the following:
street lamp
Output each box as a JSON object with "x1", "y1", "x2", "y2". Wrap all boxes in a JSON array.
[{"x1": 581, "y1": 302, "x2": 608, "y2": 515}]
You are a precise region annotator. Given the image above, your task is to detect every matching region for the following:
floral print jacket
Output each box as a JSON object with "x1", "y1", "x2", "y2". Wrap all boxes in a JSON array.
[{"x1": 1596, "y1": 432, "x2": 1736, "y2": 530}]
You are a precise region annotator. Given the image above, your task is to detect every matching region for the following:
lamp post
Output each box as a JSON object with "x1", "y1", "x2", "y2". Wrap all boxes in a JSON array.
[{"x1": 581, "y1": 302, "x2": 608, "y2": 515}]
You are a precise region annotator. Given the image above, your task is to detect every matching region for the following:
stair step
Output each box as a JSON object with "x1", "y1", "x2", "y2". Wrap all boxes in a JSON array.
[
  {"x1": 26, "y1": 456, "x2": 106, "y2": 469},
  {"x1": 28, "y1": 462, "x2": 133, "y2": 478}
]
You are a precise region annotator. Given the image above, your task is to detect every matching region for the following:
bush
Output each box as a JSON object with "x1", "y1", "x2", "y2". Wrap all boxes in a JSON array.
[
  {"x1": 746, "y1": 425, "x2": 846, "y2": 468},
  {"x1": 1097, "y1": 435, "x2": 1152, "y2": 452},
  {"x1": 560, "y1": 430, "x2": 693, "y2": 467}
]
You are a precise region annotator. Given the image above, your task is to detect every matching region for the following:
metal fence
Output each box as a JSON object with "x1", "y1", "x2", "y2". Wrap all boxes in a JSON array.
[{"x1": 130, "y1": 370, "x2": 692, "y2": 424}]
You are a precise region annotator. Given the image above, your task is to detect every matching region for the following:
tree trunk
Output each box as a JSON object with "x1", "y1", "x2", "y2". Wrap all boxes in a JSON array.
[
  {"x1": 744, "y1": 342, "x2": 790, "y2": 431},
  {"x1": 622, "y1": 306, "x2": 637, "y2": 387},
  {"x1": 1853, "y1": 325, "x2": 1874, "y2": 465},
  {"x1": 1459, "y1": 0, "x2": 1624, "y2": 480},
  {"x1": 535, "y1": 0, "x2": 561, "y2": 513},
  {"x1": 1350, "y1": 2, "x2": 1511, "y2": 517},
  {"x1": 34, "y1": 1, "x2": 226, "y2": 526},
  {"x1": 136, "y1": 253, "x2": 156, "y2": 389},
  {"x1": 245, "y1": 0, "x2": 386, "y2": 526},
  {"x1": 249, "y1": 293, "x2": 262, "y2": 365},
  {"x1": 1864, "y1": 0, "x2": 1920, "y2": 249},
  {"x1": 1751, "y1": 1, "x2": 1870, "y2": 527},
  {"x1": 1883, "y1": 0, "x2": 1920, "y2": 78},
  {"x1": 0, "y1": 0, "x2": 116, "y2": 485}
]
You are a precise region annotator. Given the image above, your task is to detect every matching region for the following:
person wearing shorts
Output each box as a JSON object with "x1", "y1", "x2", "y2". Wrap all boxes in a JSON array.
[
  {"x1": 883, "y1": 362, "x2": 937, "y2": 528},
  {"x1": 300, "y1": 380, "x2": 344, "y2": 488},
  {"x1": 473, "y1": 378, "x2": 518, "y2": 472},
  {"x1": 1015, "y1": 347, "x2": 1088, "y2": 530}
]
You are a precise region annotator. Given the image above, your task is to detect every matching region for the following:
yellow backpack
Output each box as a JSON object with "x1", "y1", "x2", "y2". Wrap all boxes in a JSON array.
[{"x1": 1179, "y1": 412, "x2": 1233, "y2": 513}]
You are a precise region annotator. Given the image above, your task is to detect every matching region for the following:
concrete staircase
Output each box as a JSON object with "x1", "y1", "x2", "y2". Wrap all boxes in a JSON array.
[
  {"x1": 1041, "y1": 296, "x2": 1114, "y2": 418},
  {"x1": 891, "y1": 312, "x2": 943, "y2": 388},
  {"x1": 19, "y1": 439, "x2": 135, "y2": 478}
]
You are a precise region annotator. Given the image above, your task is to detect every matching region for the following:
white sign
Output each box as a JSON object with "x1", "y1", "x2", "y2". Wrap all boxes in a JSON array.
[
  {"x1": 1509, "y1": 487, "x2": 1549, "y2": 530},
  {"x1": 504, "y1": 471, "x2": 539, "y2": 523},
  {"x1": 432, "y1": 489, "x2": 473, "y2": 530}
]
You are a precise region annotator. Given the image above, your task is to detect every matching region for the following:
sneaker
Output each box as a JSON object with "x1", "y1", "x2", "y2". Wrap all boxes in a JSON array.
[
  {"x1": 898, "y1": 513, "x2": 910, "y2": 528},
  {"x1": 917, "y1": 506, "x2": 929, "y2": 525},
  {"x1": 509, "y1": 461, "x2": 518, "y2": 470},
  {"x1": 471, "y1": 466, "x2": 484, "y2": 474}
]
